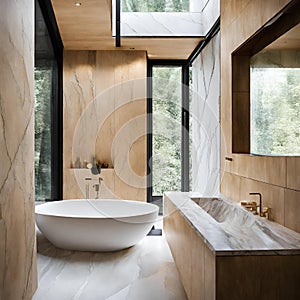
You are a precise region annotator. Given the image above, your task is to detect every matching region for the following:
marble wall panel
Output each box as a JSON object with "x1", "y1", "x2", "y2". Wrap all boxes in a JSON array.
[
  {"x1": 199, "y1": 0, "x2": 220, "y2": 33},
  {"x1": 192, "y1": 32, "x2": 220, "y2": 196},
  {"x1": 63, "y1": 50, "x2": 147, "y2": 201},
  {"x1": 0, "y1": 0, "x2": 37, "y2": 298},
  {"x1": 121, "y1": 12, "x2": 203, "y2": 36},
  {"x1": 63, "y1": 51, "x2": 96, "y2": 170}
]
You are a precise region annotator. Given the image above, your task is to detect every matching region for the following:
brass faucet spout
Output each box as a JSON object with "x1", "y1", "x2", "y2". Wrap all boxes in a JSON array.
[{"x1": 249, "y1": 192, "x2": 262, "y2": 216}]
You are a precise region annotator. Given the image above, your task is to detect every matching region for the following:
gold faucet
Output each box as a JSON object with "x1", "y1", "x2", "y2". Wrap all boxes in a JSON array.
[
  {"x1": 261, "y1": 207, "x2": 270, "y2": 219},
  {"x1": 240, "y1": 193, "x2": 271, "y2": 219},
  {"x1": 240, "y1": 201, "x2": 258, "y2": 214},
  {"x1": 249, "y1": 192, "x2": 262, "y2": 215}
]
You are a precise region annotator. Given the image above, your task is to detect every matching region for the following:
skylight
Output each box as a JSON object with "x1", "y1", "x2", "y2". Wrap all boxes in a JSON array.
[{"x1": 112, "y1": 0, "x2": 220, "y2": 38}]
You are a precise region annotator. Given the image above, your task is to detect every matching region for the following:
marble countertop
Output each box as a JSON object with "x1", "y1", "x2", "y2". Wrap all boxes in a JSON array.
[{"x1": 164, "y1": 192, "x2": 300, "y2": 256}]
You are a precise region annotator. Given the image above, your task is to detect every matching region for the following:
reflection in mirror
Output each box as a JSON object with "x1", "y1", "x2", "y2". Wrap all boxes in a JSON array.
[{"x1": 250, "y1": 24, "x2": 300, "y2": 156}]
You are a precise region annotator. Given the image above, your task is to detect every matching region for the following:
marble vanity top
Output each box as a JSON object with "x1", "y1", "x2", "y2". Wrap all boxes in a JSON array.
[{"x1": 164, "y1": 192, "x2": 300, "y2": 256}]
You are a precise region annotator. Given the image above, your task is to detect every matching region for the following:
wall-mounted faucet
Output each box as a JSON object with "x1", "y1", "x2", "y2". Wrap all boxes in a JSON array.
[
  {"x1": 240, "y1": 192, "x2": 270, "y2": 219},
  {"x1": 249, "y1": 192, "x2": 262, "y2": 216},
  {"x1": 85, "y1": 177, "x2": 92, "y2": 199},
  {"x1": 93, "y1": 177, "x2": 103, "y2": 199}
]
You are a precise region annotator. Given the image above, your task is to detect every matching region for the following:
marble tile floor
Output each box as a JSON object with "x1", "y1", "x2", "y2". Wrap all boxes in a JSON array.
[{"x1": 33, "y1": 219, "x2": 187, "y2": 300}]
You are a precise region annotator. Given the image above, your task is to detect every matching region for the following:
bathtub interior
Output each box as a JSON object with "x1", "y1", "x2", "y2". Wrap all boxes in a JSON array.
[{"x1": 35, "y1": 199, "x2": 159, "y2": 219}]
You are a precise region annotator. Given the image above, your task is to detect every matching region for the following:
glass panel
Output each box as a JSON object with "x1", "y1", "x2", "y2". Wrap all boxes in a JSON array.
[
  {"x1": 35, "y1": 1, "x2": 57, "y2": 200},
  {"x1": 112, "y1": 0, "x2": 219, "y2": 37},
  {"x1": 251, "y1": 67, "x2": 300, "y2": 155},
  {"x1": 122, "y1": 0, "x2": 190, "y2": 12},
  {"x1": 34, "y1": 67, "x2": 52, "y2": 200},
  {"x1": 152, "y1": 66, "x2": 182, "y2": 195},
  {"x1": 189, "y1": 67, "x2": 193, "y2": 189}
]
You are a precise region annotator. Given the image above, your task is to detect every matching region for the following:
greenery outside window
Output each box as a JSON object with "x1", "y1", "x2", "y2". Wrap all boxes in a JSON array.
[
  {"x1": 122, "y1": 0, "x2": 190, "y2": 12},
  {"x1": 35, "y1": 0, "x2": 63, "y2": 201},
  {"x1": 250, "y1": 66, "x2": 300, "y2": 155},
  {"x1": 147, "y1": 61, "x2": 190, "y2": 204}
]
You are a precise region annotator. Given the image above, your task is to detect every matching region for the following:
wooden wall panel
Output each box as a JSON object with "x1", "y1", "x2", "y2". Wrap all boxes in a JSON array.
[
  {"x1": 220, "y1": 0, "x2": 300, "y2": 232},
  {"x1": 63, "y1": 50, "x2": 147, "y2": 201}
]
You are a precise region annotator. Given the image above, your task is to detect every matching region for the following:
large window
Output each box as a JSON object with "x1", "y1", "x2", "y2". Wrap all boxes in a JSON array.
[
  {"x1": 147, "y1": 62, "x2": 190, "y2": 203},
  {"x1": 152, "y1": 66, "x2": 182, "y2": 195},
  {"x1": 35, "y1": 0, "x2": 63, "y2": 201}
]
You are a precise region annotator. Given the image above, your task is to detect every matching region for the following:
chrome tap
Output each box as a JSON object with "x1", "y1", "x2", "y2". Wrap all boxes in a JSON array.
[
  {"x1": 85, "y1": 177, "x2": 92, "y2": 199},
  {"x1": 93, "y1": 177, "x2": 103, "y2": 199}
]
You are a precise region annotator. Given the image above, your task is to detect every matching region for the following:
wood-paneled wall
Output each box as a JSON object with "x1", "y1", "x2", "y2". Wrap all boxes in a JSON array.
[
  {"x1": 63, "y1": 50, "x2": 147, "y2": 201},
  {"x1": 220, "y1": 0, "x2": 300, "y2": 232}
]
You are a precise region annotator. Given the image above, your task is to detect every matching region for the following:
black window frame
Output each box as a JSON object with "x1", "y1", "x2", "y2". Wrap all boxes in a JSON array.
[
  {"x1": 147, "y1": 60, "x2": 190, "y2": 203},
  {"x1": 35, "y1": 0, "x2": 63, "y2": 201}
]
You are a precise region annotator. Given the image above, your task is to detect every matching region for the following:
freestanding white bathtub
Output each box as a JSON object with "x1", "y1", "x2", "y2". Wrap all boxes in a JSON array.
[{"x1": 35, "y1": 199, "x2": 159, "y2": 252}]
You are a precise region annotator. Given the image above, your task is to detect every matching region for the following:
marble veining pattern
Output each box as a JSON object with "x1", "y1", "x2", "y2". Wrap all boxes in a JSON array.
[
  {"x1": 0, "y1": 0, "x2": 37, "y2": 298},
  {"x1": 191, "y1": 32, "x2": 220, "y2": 196},
  {"x1": 199, "y1": 0, "x2": 220, "y2": 33},
  {"x1": 63, "y1": 51, "x2": 147, "y2": 201},
  {"x1": 33, "y1": 222, "x2": 187, "y2": 300},
  {"x1": 120, "y1": 0, "x2": 220, "y2": 37},
  {"x1": 165, "y1": 192, "x2": 300, "y2": 256},
  {"x1": 121, "y1": 12, "x2": 203, "y2": 36}
]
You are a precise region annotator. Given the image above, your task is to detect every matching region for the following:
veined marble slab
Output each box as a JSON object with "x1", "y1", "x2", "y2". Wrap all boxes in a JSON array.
[
  {"x1": 120, "y1": 12, "x2": 203, "y2": 36},
  {"x1": 33, "y1": 221, "x2": 187, "y2": 300},
  {"x1": 164, "y1": 192, "x2": 300, "y2": 256},
  {"x1": 191, "y1": 32, "x2": 220, "y2": 196}
]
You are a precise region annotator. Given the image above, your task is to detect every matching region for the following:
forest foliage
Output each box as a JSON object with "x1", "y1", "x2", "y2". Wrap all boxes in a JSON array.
[
  {"x1": 152, "y1": 67, "x2": 182, "y2": 195},
  {"x1": 122, "y1": 0, "x2": 189, "y2": 12},
  {"x1": 251, "y1": 67, "x2": 300, "y2": 155},
  {"x1": 34, "y1": 68, "x2": 52, "y2": 200}
]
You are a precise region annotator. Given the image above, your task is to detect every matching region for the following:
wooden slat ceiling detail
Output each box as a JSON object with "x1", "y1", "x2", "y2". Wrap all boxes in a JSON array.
[{"x1": 51, "y1": 0, "x2": 203, "y2": 59}]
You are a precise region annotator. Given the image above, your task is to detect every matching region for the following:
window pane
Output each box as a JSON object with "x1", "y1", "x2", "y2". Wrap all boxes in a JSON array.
[
  {"x1": 122, "y1": 0, "x2": 190, "y2": 12},
  {"x1": 251, "y1": 67, "x2": 300, "y2": 155},
  {"x1": 35, "y1": 1, "x2": 57, "y2": 200},
  {"x1": 152, "y1": 66, "x2": 182, "y2": 195},
  {"x1": 189, "y1": 66, "x2": 193, "y2": 189},
  {"x1": 34, "y1": 68, "x2": 52, "y2": 200}
]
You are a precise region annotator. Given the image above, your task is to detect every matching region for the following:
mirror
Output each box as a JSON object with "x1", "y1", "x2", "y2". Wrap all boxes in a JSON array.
[
  {"x1": 231, "y1": 0, "x2": 300, "y2": 155},
  {"x1": 250, "y1": 23, "x2": 300, "y2": 155}
]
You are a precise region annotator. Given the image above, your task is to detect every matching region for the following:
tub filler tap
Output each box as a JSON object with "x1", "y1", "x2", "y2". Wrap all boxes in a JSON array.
[
  {"x1": 93, "y1": 177, "x2": 103, "y2": 199},
  {"x1": 85, "y1": 177, "x2": 92, "y2": 199}
]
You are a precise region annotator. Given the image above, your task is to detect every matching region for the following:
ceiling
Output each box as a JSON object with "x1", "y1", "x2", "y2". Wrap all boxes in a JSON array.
[
  {"x1": 51, "y1": 0, "x2": 203, "y2": 59},
  {"x1": 265, "y1": 23, "x2": 300, "y2": 50}
]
